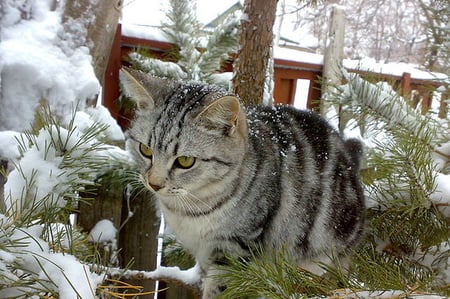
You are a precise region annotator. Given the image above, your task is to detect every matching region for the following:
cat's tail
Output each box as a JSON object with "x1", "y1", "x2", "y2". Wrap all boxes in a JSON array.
[{"x1": 344, "y1": 138, "x2": 364, "y2": 170}]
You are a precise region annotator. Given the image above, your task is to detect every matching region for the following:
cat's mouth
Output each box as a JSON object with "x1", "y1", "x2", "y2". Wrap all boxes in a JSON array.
[{"x1": 140, "y1": 175, "x2": 181, "y2": 197}]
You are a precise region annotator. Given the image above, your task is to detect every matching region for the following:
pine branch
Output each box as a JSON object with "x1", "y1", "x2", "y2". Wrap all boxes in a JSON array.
[
  {"x1": 128, "y1": 52, "x2": 187, "y2": 80},
  {"x1": 161, "y1": 0, "x2": 201, "y2": 78},
  {"x1": 339, "y1": 71, "x2": 448, "y2": 146},
  {"x1": 198, "y1": 15, "x2": 239, "y2": 82}
]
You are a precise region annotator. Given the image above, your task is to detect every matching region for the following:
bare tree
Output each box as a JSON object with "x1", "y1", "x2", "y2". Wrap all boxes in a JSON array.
[
  {"x1": 417, "y1": 0, "x2": 449, "y2": 72},
  {"x1": 290, "y1": 0, "x2": 431, "y2": 65}
]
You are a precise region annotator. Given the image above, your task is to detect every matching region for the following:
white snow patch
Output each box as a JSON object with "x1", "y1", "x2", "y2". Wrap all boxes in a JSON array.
[
  {"x1": 89, "y1": 219, "x2": 117, "y2": 243},
  {"x1": 0, "y1": 0, "x2": 100, "y2": 132},
  {"x1": 72, "y1": 105, "x2": 125, "y2": 141},
  {"x1": 0, "y1": 131, "x2": 22, "y2": 160},
  {"x1": 430, "y1": 173, "x2": 450, "y2": 217},
  {"x1": 0, "y1": 218, "x2": 102, "y2": 299}
]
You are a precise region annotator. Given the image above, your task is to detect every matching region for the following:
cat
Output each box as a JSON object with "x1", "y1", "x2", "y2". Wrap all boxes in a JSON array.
[{"x1": 120, "y1": 68, "x2": 365, "y2": 298}]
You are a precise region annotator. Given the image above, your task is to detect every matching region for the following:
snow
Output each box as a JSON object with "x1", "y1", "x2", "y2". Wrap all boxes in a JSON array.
[
  {"x1": 330, "y1": 289, "x2": 448, "y2": 299},
  {"x1": 430, "y1": 173, "x2": 450, "y2": 217},
  {"x1": 74, "y1": 105, "x2": 125, "y2": 141},
  {"x1": 344, "y1": 57, "x2": 449, "y2": 81},
  {"x1": 273, "y1": 45, "x2": 324, "y2": 65},
  {"x1": 0, "y1": 218, "x2": 102, "y2": 299},
  {"x1": 122, "y1": 24, "x2": 170, "y2": 43},
  {"x1": 0, "y1": 131, "x2": 21, "y2": 160},
  {"x1": 0, "y1": 1, "x2": 132, "y2": 296},
  {"x1": 115, "y1": 263, "x2": 202, "y2": 288},
  {"x1": 89, "y1": 219, "x2": 117, "y2": 243},
  {"x1": 0, "y1": 0, "x2": 100, "y2": 132}
]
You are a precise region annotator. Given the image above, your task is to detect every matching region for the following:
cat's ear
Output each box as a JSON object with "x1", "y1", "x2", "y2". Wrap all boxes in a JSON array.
[
  {"x1": 119, "y1": 68, "x2": 155, "y2": 110},
  {"x1": 120, "y1": 68, "x2": 176, "y2": 111},
  {"x1": 195, "y1": 96, "x2": 246, "y2": 137}
]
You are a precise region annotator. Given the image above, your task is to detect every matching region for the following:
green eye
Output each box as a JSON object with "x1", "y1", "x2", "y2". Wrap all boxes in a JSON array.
[
  {"x1": 176, "y1": 156, "x2": 196, "y2": 169},
  {"x1": 139, "y1": 143, "x2": 153, "y2": 158}
]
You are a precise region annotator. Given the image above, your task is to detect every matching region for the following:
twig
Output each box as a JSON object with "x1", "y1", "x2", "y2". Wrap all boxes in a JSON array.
[{"x1": 95, "y1": 264, "x2": 203, "y2": 296}]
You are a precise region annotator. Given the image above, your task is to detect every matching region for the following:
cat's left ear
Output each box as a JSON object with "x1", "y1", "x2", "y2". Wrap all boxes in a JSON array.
[
  {"x1": 195, "y1": 96, "x2": 247, "y2": 137},
  {"x1": 119, "y1": 68, "x2": 155, "y2": 110}
]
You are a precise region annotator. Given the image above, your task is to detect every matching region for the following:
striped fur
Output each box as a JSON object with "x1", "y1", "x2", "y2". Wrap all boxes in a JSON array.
[{"x1": 122, "y1": 69, "x2": 365, "y2": 298}]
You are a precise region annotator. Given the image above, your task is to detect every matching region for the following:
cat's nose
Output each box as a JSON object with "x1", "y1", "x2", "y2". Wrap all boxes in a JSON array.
[{"x1": 150, "y1": 183, "x2": 163, "y2": 192}]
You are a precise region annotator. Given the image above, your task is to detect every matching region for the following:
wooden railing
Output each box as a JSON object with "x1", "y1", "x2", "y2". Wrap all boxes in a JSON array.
[{"x1": 103, "y1": 24, "x2": 448, "y2": 127}]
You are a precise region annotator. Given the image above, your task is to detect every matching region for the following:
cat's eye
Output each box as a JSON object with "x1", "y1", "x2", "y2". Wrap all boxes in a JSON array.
[
  {"x1": 139, "y1": 143, "x2": 153, "y2": 159},
  {"x1": 175, "y1": 156, "x2": 196, "y2": 169}
]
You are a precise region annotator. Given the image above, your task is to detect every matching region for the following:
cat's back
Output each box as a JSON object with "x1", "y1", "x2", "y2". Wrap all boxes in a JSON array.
[{"x1": 240, "y1": 104, "x2": 365, "y2": 258}]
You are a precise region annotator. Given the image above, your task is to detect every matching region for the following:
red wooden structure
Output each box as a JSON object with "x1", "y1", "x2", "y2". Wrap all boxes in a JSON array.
[{"x1": 103, "y1": 24, "x2": 448, "y2": 128}]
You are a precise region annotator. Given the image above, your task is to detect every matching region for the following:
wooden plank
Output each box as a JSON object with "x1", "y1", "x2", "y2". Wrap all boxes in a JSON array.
[
  {"x1": 119, "y1": 192, "x2": 160, "y2": 297},
  {"x1": 274, "y1": 77, "x2": 295, "y2": 105}
]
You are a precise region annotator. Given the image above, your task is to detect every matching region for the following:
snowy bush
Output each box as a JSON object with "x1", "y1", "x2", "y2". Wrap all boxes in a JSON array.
[{"x1": 0, "y1": 108, "x2": 132, "y2": 298}]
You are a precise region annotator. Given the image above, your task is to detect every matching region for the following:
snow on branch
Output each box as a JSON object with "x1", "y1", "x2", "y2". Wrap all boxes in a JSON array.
[
  {"x1": 341, "y1": 70, "x2": 449, "y2": 146},
  {"x1": 106, "y1": 263, "x2": 202, "y2": 294}
]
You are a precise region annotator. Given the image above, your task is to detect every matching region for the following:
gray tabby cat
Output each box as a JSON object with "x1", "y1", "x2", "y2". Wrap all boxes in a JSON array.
[{"x1": 120, "y1": 68, "x2": 365, "y2": 298}]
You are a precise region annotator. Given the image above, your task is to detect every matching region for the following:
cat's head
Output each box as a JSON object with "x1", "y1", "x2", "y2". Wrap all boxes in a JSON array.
[{"x1": 120, "y1": 68, "x2": 248, "y2": 214}]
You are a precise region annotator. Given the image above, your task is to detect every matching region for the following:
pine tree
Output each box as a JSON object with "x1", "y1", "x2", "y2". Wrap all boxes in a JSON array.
[
  {"x1": 0, "y1": 108, "x2": 138, "y2": 298},
  {"x1": 127, "y1": 0, "x2": 239, "y2": 88}
]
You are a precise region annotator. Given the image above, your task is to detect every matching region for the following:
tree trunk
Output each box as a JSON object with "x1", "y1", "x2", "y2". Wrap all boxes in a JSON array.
[
  {"x1": 321, "y1": 6, "x2": 345, "y2": 117},
  {"x1": 62, "y1": 0, "x2": 122, "y2": 94},
  {"x1": 231, "y1": 0, "x2": 277, "y2": 106}
]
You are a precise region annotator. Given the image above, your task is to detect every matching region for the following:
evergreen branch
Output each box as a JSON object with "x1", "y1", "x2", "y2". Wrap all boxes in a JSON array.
[
  {"x1": 198, "y1": 15, "x2": 240, "y2": 81},
  {"x1": 161, "y1": 0, "x2": 202, "y2": 77},
  {"x1": 218, "y1": 248, "x2": 340, "y2": 299},
  {"x1": 339, "y1": 71, "x2": 448, "y2": 146},
  {"x1": 128, "y1": 52, "x2": 187, "y2": 80}
]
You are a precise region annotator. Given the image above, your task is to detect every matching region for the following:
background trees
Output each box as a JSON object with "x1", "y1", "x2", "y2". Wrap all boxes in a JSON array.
[{"x1": 286, "y1": 0, "x2": 448, "y2": 71}]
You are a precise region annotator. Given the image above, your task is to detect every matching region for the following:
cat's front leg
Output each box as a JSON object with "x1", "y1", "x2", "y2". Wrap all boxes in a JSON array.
[{"x1": 202, "y1": 267, "x2": 226, "y2": 299}]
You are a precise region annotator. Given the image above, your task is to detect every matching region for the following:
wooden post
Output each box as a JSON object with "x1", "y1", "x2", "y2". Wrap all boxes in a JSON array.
[
  {"x1": 77, "y1": 174, "x2": 124, "y2": 238},
  {"x1": 119, "y1": 192, "x2": 160, "y2": 297},
  {"x1": 0, "y1": 160, "x2": 7, "y2": 211},
  {"x1": 420, "y1": 89, "x2": 433, "y2": 115},
  {"x1": 103, "y1": 24, "x2": 122, "y2": 122},
  {"x1": 321, "y1": 6, "x2": 345, "y2": 117},
  {"x1": 400, "y1": 72, "x2": 411, "y2": 98},
  {"x1": 438, "y1": 87, "x2": 448, "y2": 119}
]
